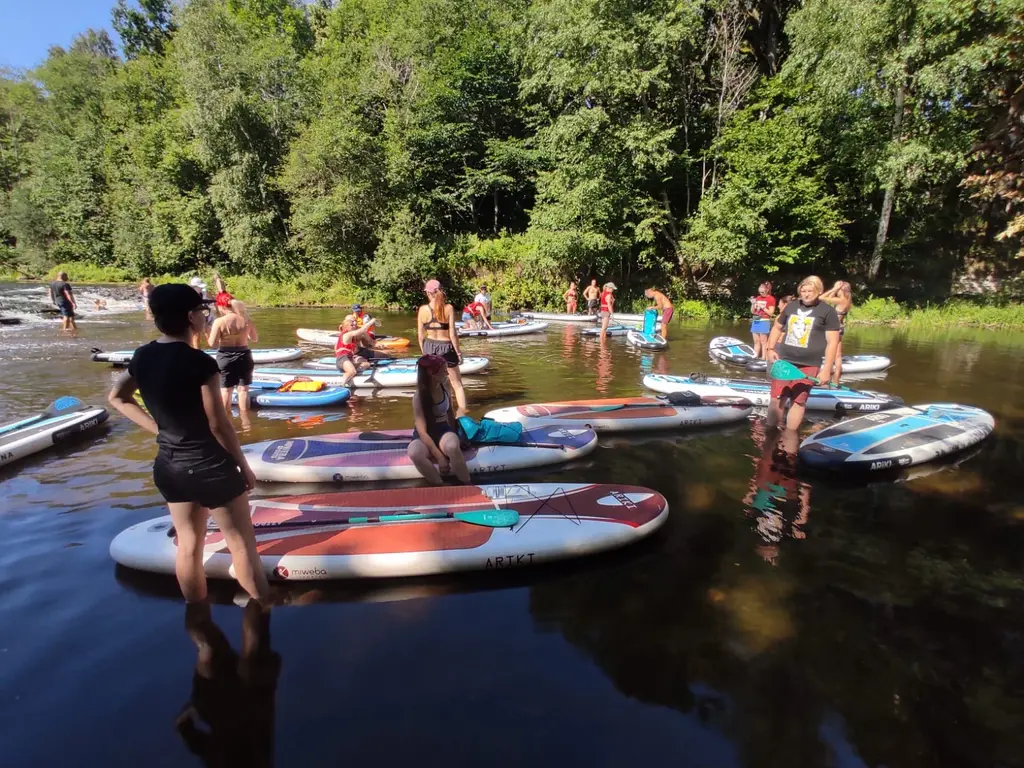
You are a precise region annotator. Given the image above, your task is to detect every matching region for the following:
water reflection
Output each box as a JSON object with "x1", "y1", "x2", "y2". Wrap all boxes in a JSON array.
[
  {"x1": 743, "y1": 422, "x2": 811, "y2": 565},
  {"x1": 176, "y1": 601, "x2": 280, "y2": 766}
]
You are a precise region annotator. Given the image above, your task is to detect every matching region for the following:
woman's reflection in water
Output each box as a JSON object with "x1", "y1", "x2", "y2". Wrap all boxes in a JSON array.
[
  {"x1": 176, "y1": 600, "x2": 281, "y2": 766},
  {"x1": 596, "y1": 336, "x2": 613, "y2": 394},
  {"x1": 743, "y1": 422, "x2": 811, "y2": 565}
]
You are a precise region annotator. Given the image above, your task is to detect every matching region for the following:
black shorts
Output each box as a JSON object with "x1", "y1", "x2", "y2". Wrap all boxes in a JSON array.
[
  {"x1": 216, "y1": 347, "x2": 254, "y2": 388},
  {"x1": 414, "y1": 421, "x2": 455, "y2": 446},
  {"x1": 356, "y1": 345, "x2": 382, "y2": 361},
  {"x1": 422, "y1": 337, "x2": 459, "y2": 368},
  {"x1": 154, "y1": 448, "x2": 248, "y2": 508},
  {"x1": 58, "y1": 302, "x2": 75, "y2": 318},
  {"x1": 586, "y1": 298, "x2": 599, "y2": 312}
]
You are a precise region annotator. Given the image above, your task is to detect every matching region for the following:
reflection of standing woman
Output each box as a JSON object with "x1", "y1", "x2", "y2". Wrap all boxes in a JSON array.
[
  {"x1": 107, "y1": 284, "x2": 270, "y2": 605},
  {"x1": 749, "y1": 282, "x2": 776, "y2": 359},
  {"x1": 765, "y1": 276, "x2": 841, "y2": 431},
  {"x1": 416, "y1": 280, "x2": 467, "y2": 416},
  {"x1": 820, "y1": 280, "x2": 853, "y2": 380},
  {"x1": 563, "y1": 281, "x2": 578, "y2": 314}
]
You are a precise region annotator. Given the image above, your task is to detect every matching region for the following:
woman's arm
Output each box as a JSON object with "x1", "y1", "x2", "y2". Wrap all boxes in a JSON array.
[
  {"x1": 446, "y1": 304, "x2": 462, "y2": 360},
  {"x1": 247, "y1": 319, "x2": 259, "y2": 343},
  {"x1": 412, "y1": 395, "x2": 445, "y2": 461},
  {"x1": 416, "y1": 306, "x2": 426, "y2": 353},
  {"x1": 822, "y1": 330, "x2": 841, "y2": 385},
  {"x1": 200, "y1": 375, "x2": 254, "y2": 479},
  {"x1": 108, "y1": 371, "x2": 159, "y2": 435},
  {"x1": 481, "y1": 311, "x2": 494, "y2": 330},
  {"x1": 765, "y1": 320, "x2": 785, "y2": 363},
  {"x1": 207, "y1": 317, "x2": 222, "y2": 348}
]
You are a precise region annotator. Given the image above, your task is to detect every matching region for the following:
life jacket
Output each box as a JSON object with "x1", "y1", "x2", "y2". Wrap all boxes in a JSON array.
[
  {"x1": 600, "y1": 290, "x2": 613, "y2": 312},
  {"x1": 335, "y1": 332, "x2": 356, "y2": 357}
]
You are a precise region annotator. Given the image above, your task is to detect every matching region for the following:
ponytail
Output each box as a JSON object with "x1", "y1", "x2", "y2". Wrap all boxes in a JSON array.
[{"x1": 429, "y1": 288, "x2": 448, "y2": 324}]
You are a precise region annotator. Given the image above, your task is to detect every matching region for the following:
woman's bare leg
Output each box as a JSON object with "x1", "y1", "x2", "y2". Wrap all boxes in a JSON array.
[
  {"x1": 439, "y1": 432, "x2": 470, "y2": 484},
  {"x1": 447, "y1": 367, "x2": 467, "y2": 417},
  {"x1": 207, "y1": 492, "x2": 270, "y2": 603},
  {"x1": 169, "y1": 501, "x2": 210, "y2": 602},
  {"x1": 408, "y1": 440, "x2": 444, "y2": 485}
]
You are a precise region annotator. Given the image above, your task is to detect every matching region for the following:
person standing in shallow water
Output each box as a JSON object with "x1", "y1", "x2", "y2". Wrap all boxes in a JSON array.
[
  {"x1": 107, "y1": 283, "x2": 270, "y2": 606},
  {"x1": 416, "y1": 279, "x2": 467, "y2": 416},
  {"x1": 208, "y1": 291, "x2": 258, "y2": 419},
  {"x1": 563, "y1": 281, "x2": 578, "y2": 314},
  {"x1": 644, "y1": 288, "x2": 674, "y2": 339},
  {"x1": 599, "y1": 282, "x2": 616, "y2": 337},
  {"x1": 49, "y1": 271, "x2": 77, "y2": 331},
  {"x1": 583, "y1": 279, "x2": 601, "y2": 315}
]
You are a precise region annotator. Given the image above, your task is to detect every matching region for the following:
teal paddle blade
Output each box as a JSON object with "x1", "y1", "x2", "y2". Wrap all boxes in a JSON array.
[
  {"x1": 457, "y1": 509, "x2": 519, "y2": 527},
  {"x1": 770, "y1": 360, "x2": 820, "y2": 383}
]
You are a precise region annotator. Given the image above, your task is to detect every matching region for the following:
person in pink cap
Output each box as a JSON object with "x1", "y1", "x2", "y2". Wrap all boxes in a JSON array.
[{"x1": 416, "y1": 279, "x2": 467, "y2": 415}]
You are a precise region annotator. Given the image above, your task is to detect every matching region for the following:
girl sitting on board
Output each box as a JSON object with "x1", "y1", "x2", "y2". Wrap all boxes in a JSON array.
[
  {"x1": 334, "y1": 316, "x2": 375, "y2": 387},
  {"x1": 416, "y1": 280, "x2": 467, "y2": 416},
  {"x1": 563, "y1": 281, "x2": 578, "y2": 314},
  {"x1": 407, "y1": 354, "x2": 471, "y2": 485},
  {"x1": 107, "y1": 283, "x2": 270, "y2": 606},
  {"x1": 820, "y1": 280, "x2": 853, "y2": 380},
  {"x1": 765, "y1": 276, "x2": 841, "y2": 432}
]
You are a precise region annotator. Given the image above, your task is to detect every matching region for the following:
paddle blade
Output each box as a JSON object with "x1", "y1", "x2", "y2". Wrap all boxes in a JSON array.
[
  {"x1": 455, "y1": 509, "x2": 519, "y2": 527},
  {"x1": 769, "y1": 360, "x2": 820, "y2": 383}
]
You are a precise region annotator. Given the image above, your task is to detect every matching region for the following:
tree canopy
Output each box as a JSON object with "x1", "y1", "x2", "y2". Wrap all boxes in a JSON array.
[{"x1": 1, "y1": 0, "x2": 1020, "y2": 305}]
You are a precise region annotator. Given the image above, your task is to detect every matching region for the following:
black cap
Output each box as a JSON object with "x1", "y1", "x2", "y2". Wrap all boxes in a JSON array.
[{"x1": 148, "y1": 283, "x2": 210, "y2": 318}]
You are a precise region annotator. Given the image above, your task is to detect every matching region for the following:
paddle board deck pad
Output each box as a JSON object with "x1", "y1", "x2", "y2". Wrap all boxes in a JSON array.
[
  {"x1": 0, "y1": 398, "x2": 109, "y2": 467},
  {"x1": 517, "y1": 312, "x2": 597, "y2": 324},
  {"x1": 255, "y1": 358, "x2": 489, "y2": 388},
  {"x1": 626, "y1": 329, "x2": 668, "y2": 350},
  {"x1": 799, "y1": 403, "x2": 994, "y2": 472},
  {"x1": 296, "y1": 328, "x2": 411, "y2": 350},
  {"x1": 458, "y1": 321, "x2": 548, "y2": 338},
  {"x1": 92, "y1": 347, "x2": 305, "y2": 365},
  {"x1": 484, "y1": 395, "x2": 752, "y2": 433},
  {"x1": 243, "y1": 425, "x2": 599, "y2": 482},
  {"x1": 643, "y1": 373, "x2": 904, "y2": 413},
  {"x1": 110, "y1": 483, "x2": 669, "y2": 580},
  {"x1": 235, "y1": 382, "x2": 352, "y2": 408},
  {"x1": 745, "y1": 355, "x2": 893, "y2": 374},
  {"x1": 709, "y1": 336, "x2": 756, "y2": 366}
]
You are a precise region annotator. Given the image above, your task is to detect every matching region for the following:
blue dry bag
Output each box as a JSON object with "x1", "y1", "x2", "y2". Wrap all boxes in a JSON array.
[{"x1": 642, "y1": 308, "x2": 658, "y2": 336}]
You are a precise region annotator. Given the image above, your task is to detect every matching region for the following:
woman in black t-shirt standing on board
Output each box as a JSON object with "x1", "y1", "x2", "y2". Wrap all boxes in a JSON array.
[
  {"x1": 108, "y1": 284, "x2": 270, "y2": 605},
  {"x1": 765, "y1": 275, "x2": 841, "y2": 431}
]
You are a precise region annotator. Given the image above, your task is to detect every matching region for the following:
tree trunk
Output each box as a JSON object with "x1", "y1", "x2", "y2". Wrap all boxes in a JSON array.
[
  {"x1": 869, "y1": 81, "x2": 906, "y2": 281},
  {"x1": 493, "y1": 189, "x2": 499, "y2": 234}
]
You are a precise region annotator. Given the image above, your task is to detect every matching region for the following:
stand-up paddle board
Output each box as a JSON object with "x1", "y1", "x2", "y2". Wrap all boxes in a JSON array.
[
  {"x1": 485, "y1": 394, "x2": 752, "y2": 432},
  {"x1": 296, "y1": 328, "x2": 411, "y2": 350},
  {"x1": 708, "y1": 336, "x2": 756, "y2": 366},
  {"x1": 745, "y1": 354, "x2": 892, "y2": 374},
  {"x1": 110, "y1": 483, "x2": 669, "y2": 580},
  {"x1": 243, "y1": 425, "x2": 598, "y2": 482},
  {"x1": 255, "y1": 358, "x2": 489, "y2": 388},
  {"x1": 458, "y1": 321, "x2": 548, "y2": 338},
  {"x1": 643, "y1": 373, "x2": 903, "y2": 413},
  {"x1": 799, "y1": 403, "x2": 994, "y2": 472},
  {"x1": 91, "y1": 347, "x2": 305, "y2": 366},
  {"x1": 517, "y1": 312, "x2": 597, "y2": 324},
  {"x1": 0, "y1": 397, "x2": 109, "y2": 467},
  {"x1": 234, "y1": 381, "x2": 352, "y2": 408},
  {"x1": 612, "y1": 312, "x2": 662, "y2": 324}
]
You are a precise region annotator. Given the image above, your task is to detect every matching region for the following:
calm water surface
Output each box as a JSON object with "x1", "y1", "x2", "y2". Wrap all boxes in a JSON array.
[{"x1": 2, "y1": 287, "x2": 1024, "y2": 767}]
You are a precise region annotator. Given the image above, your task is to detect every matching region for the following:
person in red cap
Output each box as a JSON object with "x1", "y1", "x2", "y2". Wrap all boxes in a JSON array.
[
  {"x1": 107, "y1": 283, "x2": 270, "y2": 605},
  {"x1": 416, "y1": 279, "x2": 467, "y2": 415},
  {"x1": 208, "y1": 291, "x2": 258, "y2": 417},
  {"x1": 407, "y1": 354, "x2": 471, "y2": 485}
]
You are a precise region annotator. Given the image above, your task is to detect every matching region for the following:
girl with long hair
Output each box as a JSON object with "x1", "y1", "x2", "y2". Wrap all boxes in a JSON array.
[
  {"x1": 820, "y1": 280, "x2": 854, "y2": 380},
  {"x1": 416, "y1": 280, "x2": 467, "y2": 416},
  {"x1": 749, "y1": 281, "x2": 776, "y2": 359},
  {"x1": 407, "y1": 355, "x2": 471, "y2": 485}
]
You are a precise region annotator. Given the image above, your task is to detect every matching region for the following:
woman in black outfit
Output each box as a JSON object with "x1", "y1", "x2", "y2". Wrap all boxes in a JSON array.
[{"x1": 108, "y1": 284, "x2": 270, "y2": 604}]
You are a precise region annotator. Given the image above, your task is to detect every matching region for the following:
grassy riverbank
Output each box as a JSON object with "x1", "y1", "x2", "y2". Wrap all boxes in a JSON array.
[{"x1": 3, "y1": 263, "x2": 1021, "y2": 327}]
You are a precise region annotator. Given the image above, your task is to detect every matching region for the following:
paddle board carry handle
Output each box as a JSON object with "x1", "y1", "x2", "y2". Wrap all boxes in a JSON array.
[{"x1": 247, "y1": 508, "x2": 519, "y2": 530}]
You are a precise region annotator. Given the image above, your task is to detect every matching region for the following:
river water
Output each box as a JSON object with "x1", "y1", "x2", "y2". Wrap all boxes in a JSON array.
[{"x1": 2, "y1": 284, "x2": 1023, "y2": 767}]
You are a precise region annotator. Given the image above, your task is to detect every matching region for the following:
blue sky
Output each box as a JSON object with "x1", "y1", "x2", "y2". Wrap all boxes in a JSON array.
[{"x1": 0, "y1": 0, "x2": 120, "y2": 70}]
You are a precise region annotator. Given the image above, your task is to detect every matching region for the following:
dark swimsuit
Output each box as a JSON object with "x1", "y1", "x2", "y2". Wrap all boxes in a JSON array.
[
  {"x1": 837, "y1": 309, "x2": 848, "y2": 338},
  {"x1": 421, "y1": 308, "x2": 459, "y2": 367},
  {"x1": 414, "y1": 387, "x2": 454, "y2": 445}
]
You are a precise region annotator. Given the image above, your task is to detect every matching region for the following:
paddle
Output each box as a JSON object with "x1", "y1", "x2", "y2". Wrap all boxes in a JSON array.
[
  {"x1": 0, "y1": 396, "x2": 85, "y2": 437},
  {"x1": 249, "y1": 508, "x2": 520, "y2": 529}
]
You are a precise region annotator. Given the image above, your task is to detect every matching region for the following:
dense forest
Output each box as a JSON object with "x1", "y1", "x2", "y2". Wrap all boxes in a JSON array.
[{"x1": 0, "y1": 0, "x2": 1020, "y2": 308}]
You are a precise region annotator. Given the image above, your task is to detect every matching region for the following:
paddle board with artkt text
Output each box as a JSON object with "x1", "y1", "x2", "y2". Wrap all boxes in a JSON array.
[
  {"x1": 798, "y1": 403, "x2": 994, "y2": 472},
  {"x1": 485, "y1": 394, "x2": 752, "y2": 433},
  {"x1": 643, "y1": 373, "x2": 904, "y2": 413},
  {"x1": 243, "y1": 425, "x2": 598, "y2": 483},
  {"x1": 109, "y1": 483, "x2": 669, "y2": 579}
]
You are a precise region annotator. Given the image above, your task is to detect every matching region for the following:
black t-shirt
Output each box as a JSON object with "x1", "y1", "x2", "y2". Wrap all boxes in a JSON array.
[
  {"x1": 774, "y1": 299, "x2": 841, "y2": 366},
  {"x1": 129, "y1": 341, "x2": 222, "y2": 456},
  {"x1": 50, "y1": 280, "x2": 72, "y2": 306}
]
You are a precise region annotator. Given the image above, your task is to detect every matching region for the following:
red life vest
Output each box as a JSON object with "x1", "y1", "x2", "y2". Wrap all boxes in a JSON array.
[
  {"x1": 600, "y1": 290, "x2": 613, "y2": 312},
  {"x1": 334, "y1": 332, "x2": 356, "y2": 357},
  {"x1": 463, "y1": 302, "x2": 483, "y2": 317}
]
